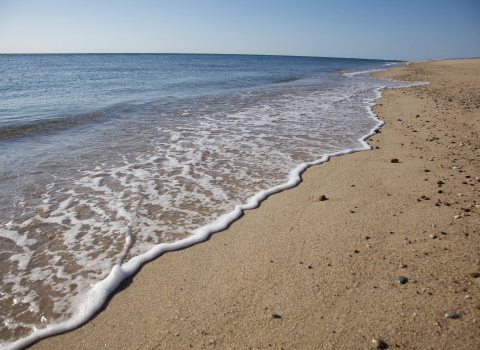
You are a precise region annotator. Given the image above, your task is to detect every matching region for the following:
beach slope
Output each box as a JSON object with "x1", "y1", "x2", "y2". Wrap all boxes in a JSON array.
[{"x1": 32, "y1": 59, "x2": 480, "y2": 349}]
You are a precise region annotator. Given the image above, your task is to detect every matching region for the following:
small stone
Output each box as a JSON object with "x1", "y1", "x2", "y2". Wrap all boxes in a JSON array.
[
  {"x1": 353, "y1": 249, "x2": 359, "y2": 253},
  {"x1": 397, "y1": 276, "x2": 408, "y2": 284},
  {"x1": 272, "y1": 313, "x2": 282, "y2": 319},
  {"x1": 474, "y1": 304, "x2": 480, "y2": 310},
  {"x1": 429, "y1": 234, "x2": 437, "y2": 239},
  {"x1": 399, "y1": 263, "x2": 407, "y2": 268},
  {"x1": 444, "y1": 311, "x2": 459, "y2": 319},
  {"x1": 372, "y1": 338, "x2": 388, "y2": 349},
  {"x1": 454, "y1": 215, "x2": 462, "y2": 219},
  {"x1": 390, "y1": 159, "x2": 399, "y2": 163},
  {"x1": 318, "y1": 195, "x2": 327, "y2": 201},
  {"x1": 468, "y1": 272, "x2": 480, "y2": 278},
  {"x1": 424, "y1": 169, "x2": 430, "y2": 172}
]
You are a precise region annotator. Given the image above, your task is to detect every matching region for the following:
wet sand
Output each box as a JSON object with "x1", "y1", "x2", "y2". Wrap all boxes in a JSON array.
[{"x1": 31, "y1": 58, "x2": 480, "y2": 349}]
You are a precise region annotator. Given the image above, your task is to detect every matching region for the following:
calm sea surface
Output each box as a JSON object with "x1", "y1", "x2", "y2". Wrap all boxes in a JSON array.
[{"x1": 0, "y1": 54, "x2": 412, "y2": 347}]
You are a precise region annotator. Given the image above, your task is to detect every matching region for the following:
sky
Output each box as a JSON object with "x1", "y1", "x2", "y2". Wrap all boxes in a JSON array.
[{"x1": 0, "y1": 0, "x2": 479, "y2": 61}]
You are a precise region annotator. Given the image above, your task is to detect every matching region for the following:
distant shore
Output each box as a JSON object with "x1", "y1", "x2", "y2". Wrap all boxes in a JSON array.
[{"x1": 32, "y1": 58, "x2": 480, "y2": 349}]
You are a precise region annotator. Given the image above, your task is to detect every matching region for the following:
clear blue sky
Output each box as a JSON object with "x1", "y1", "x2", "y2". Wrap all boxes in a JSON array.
[{"x1": 0, "y1": 0, "x2": 479, "y2": 60}]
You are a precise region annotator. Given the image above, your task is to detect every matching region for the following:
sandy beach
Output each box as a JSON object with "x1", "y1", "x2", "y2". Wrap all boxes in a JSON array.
[{"x1": 30, "y1": 58, "x2": 480, "y2": 349}]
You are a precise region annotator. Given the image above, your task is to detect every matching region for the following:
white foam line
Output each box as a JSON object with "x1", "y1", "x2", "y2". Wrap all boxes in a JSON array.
[{"x1": 6, "y1": 85, "x2": 399, "y2": 350}]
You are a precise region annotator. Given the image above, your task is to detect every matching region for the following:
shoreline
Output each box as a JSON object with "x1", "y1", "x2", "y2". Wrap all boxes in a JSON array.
[
  {"x1": 8, "y1": 66, "x2": 397, "y2": 350},
  {"x1": 30, "y1": 58, "x2": 480, "y2": 349}
]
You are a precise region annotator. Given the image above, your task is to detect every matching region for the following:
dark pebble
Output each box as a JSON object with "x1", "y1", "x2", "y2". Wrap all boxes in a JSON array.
[
  {"x1": 318, "y1": 195, "x2": 327, "y2": 201},
  {"x1": 397, "y1": 276, "x2": 408, "y2": 284},
  {"x1": 390, "y1": 159, "x2": 399, "y2": 163},
  {"x1": 372, "y1": 338, "x2": 388, "y2": 349},
  {"x1": 444, "y1": 311, "x2": 459, "y2": 319},
  {"x1": 272, "y1": 313, "x2": 282, "y2": 319},
  {"x1": 468, "y1": 272, "x2": 480, "y2": 278}
]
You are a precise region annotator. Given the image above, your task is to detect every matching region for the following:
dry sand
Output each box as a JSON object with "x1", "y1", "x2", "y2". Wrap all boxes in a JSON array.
[{"x1": 31, "y1": 59, "x2": 480, "y2": 349}]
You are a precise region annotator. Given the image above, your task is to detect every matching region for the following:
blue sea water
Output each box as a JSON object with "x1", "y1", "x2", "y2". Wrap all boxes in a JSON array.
[
  {"x1": 0, "y1": 54, "x2": 412, "y2": 348},
  {"x1": 1, "y1": 54, "x2": 390, "y2": 132}
]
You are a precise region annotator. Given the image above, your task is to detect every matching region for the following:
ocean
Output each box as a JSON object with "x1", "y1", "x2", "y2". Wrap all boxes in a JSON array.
[{"x1": 0, "y1": 54, "x2": 414, "y2": 348}]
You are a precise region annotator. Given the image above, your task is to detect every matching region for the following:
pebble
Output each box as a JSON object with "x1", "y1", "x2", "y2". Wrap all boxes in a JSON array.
[
  {"x1": 430, "y1": 234, "x2": 437, "y2": 239},
  {"x1": 390, "y1": 159, "x2": 399, "y2": 163},
  {"x1": 468, "y1": 272, "x2": 480, "y2": 278},
  {"x1": 397, "y1": 276, "x2": 408, "y2": 284},
  {"x1": 424, "y1": 169, "x2": 430, "y2": 172},
  {"x1": 372, "y1": 338, "x2": 388, "y2": 349},
  {"x1": 353, "y1": 249, "x2": 359, "y2": 253},
  {"x1": 272, "y1": 313, "x2": 282, "y2": 319},
  {"x1": 454, "y1": 215, "x2": 462, "y2": 219},
  {"x1": 399, "y1": 263, "x2": 407, "y2": 268},
  {"x1": 444, "y1": 311, "x2": 459, "y2": 319},
  {"x1": 318, "y1": 195, "x2": 327, "y2": 201}
]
